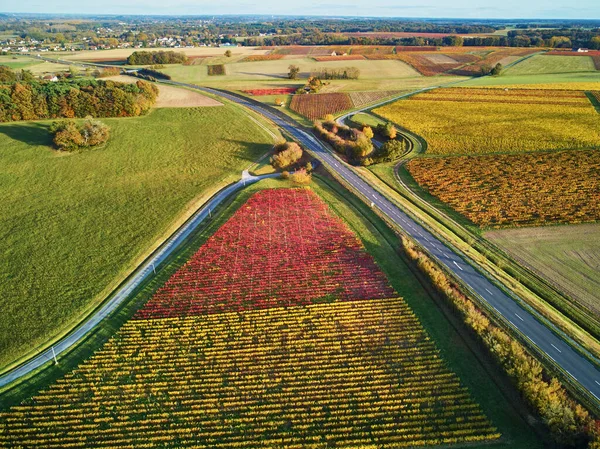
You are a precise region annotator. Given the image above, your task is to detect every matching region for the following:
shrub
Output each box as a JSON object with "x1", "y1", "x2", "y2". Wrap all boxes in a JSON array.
[
  {"x1": 207, "y1": 64, "x2": 225, "y2": 76},
  {"x1": 373, "y1": 139, "x2": 406, "y2": 162},
  {"x1": 96, "y1": 67, "x2": 120, "y2": 78},
  {"x1": 289, "y1": 168, "x2": 311, "y2": 184},
  {"x1": 50, "y1": 117, "x2": 110, "y2": 151},
  {"x1": 271, "y1": 141, "x2": 303, "y2": 170},
  {"x1": 375, "y1": 122, "x2": 397, "y2": 139}
]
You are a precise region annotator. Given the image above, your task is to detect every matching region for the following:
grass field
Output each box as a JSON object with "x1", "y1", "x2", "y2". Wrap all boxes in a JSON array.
[
  {"x1": 0, "y1": 55, "x2": 39, "y2": 70},
  {"x1": 374, "y1": 87, "x2": 600, "y2": 155},
  {"x1": 104, "y1": 75, "x2": 223, "y2": 107},
  {"x1": 161, "y1": 57, "x2": 421, "y2": 84},
  {"x1": 504, "y1": 54, "x2": 597, "y2": 76},
  {"x1": 59, "y1": 46, "x2": 269, "y2": 62},
  {"x1": 0, "y1": 177, "x2": 545, "y2": 448},
  {"x1": 0, "y1": 106, "x2": 275, "y2": 371},
  {"x1": 486, "y1": 224, "x2": 600, "y2": 316}
]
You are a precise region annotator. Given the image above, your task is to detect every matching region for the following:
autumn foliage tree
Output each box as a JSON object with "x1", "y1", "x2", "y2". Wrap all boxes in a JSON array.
[
  {"x1": 271, "y1": 141, "x2": 304, "y2": 170},
  {"x1": 0, "y1": 79, "x2": 158, "y2": 122},
  {"x1": 50, "y1": 117, "x2": 110, "y2": 151}
]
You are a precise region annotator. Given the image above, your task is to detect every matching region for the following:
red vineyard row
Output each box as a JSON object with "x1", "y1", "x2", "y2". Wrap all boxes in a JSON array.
[{"x1": 134, "y1": 189, "x2": 396, "y2": 319}]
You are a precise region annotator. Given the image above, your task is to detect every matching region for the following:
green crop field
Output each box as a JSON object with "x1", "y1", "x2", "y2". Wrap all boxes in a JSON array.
[
  {"x1": 504, "y1": 54, "x2": 597, "y2": 76},
  {"x1": 0, "y1": 106, "x2": 275, "y2": 371},
  {"x1": 485, "y1": 224, "x2": 600, "y2": 316},
  {"x1": 0, "y1": 56, "x2": 40, "y2": 70}
]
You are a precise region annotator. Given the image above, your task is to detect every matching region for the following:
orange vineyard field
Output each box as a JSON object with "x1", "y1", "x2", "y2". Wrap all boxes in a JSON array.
[
  {"x1": 407, "y1": 150, "x2": 600, "y2": 227},
  {"x1": 0, "y1": 189, "x2": 499, "y2": 448}
]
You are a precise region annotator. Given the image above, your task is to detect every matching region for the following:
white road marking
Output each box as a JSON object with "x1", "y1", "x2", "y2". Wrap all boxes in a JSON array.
[
  {"x1": 551, "y1": 344, "x2": 562, "y2": 353},
  {"x1": 453, "y1": 261, "x2": 463, "y2": 271},
  {"x1": 566, "y1": 370, "x2": 578, "y2": 381},
  {"x1": 545, "y1": 352, "x2": 556, "y2": 362},
  {"x1": 591, "y1": 392, "x2": 600, "y2": 401},
  {"x1": 526, "y1": 336, "x2": 537, "y2": 346},
  {"x1": 485, "y1": 288, "x2": 494, "y2": 296},
  {"x1": 514, "y1": 313, "x2": 524, "y2": 322}
]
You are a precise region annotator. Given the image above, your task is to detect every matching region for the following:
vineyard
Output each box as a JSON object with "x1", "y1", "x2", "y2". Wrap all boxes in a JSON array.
[
  {"x1": 407, "y1": 149, "x2": 600, "y2": 227},
  {"x1": 348, "y1": 90, "x2": 403, "y2": 107},
  {"x1": 374, "y1": 87, "x2": 600, "y2": 155},
  {"x1": 135, "y1": 189, "x2": 395, "y2": 319},
  {"x1": 312, "y1": 55, "x2": 366, "y2": 61},
  {"x1": 0, "y1": 188, "x2": 499, "y2": 448},
  {"x1": 240, "y1": 54, "x2": 285, "y2": 62},
  {"x1": 242, "y1": 87, "x2": 297, "y2": 95},
  {"x1": 290, "y1": 93, "x2": 353, "y2": 120},
  {"x1": 0, "y1": 300, "x2": 499, "y2": 448},
  {"x1": 290, "y1": 91, "x2": 403, "y2": 120}
]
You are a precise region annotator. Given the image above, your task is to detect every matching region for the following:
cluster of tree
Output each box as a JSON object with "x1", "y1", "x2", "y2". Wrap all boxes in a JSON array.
[
  {"x1": 50, "y1": 117, "x2": 110, "y2": 151},
  {"x1": 314, "y1": 118, "x2": 373, "y2": 165},
  {"x1": 270, "y1": 141, "x2": 304, "y2": 170},
  {"x1": 374, "y1": 122, "x2": 397, "y2": 139},
  {"x1": 126, "y1": 50, "x2": 188, "y2": 65},
  {"x1": 310, "y1": 67, "x2": 360, "y2": 80},
  {"x1": 0, "y1": 78, "x2": 158, "y2": 122},
  {"x1": 131, "y1": 68, "x2": 172, "y2": 81},
  {"x1": 4, "y1": 15, "x2": 600, "y2": 50},
  {"x1": 95, "y1": 67, "x2": 120, "y2": 78},
  {"x1": 0, "y1": 65, "x2": 35, "y2": 83},
  {"x1": 401, "y1": 236, "x2": 600, "y2": 449}
]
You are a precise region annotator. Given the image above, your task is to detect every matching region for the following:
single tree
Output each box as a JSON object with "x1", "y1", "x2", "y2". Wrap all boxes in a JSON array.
[
  {"x1": 224, "y1": 49, "x2": 232, "y2": 57},
  {"x1": 288, "y1": 64, "x2": 300, "y2": 80},
  {"x1": 363, "y1": 126, "x2": 374, "y2": 139},
  {"x1": 490, "y1": 63, "x2": 503, "y2": 76}
]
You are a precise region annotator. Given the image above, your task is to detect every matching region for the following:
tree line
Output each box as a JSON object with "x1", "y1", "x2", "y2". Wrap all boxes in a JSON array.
[
  {"x1": 310, "y1": 67, "x2": 360, "y2": 80},
  {"x1": 401, "y1": 236, "x2": 600, "y2": 449},
  {"x1": 127, "y1": 50, "x2": 188, "y2": 65},
  {"x1": 0, "y1": 77, "x2": 158, "y2": 122}
]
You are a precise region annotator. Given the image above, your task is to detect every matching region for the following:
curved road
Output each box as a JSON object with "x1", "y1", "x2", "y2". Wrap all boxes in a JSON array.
[
  {"x1": 190, "y1": 85, "x2": 600, "y2": 407},
  {"x1": 0, "y1": 172, "x2": 277, "y2": 388}
]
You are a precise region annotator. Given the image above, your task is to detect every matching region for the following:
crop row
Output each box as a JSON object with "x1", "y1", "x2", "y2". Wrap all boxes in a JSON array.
[
  {"x1": 242, "y1": 87, "x2": 297, "y2": 96},
  {"x1": 135, "y1": 188, "x2": 395, "y2": 319},
  {"x1": 348, "y1": 90, "x2": 402, "y2": 108},
  {"x1": 240, "y1": 54, "x2": 285, "y2": 62},
  {"x1": 312, "y1": 55, "x2": 365, "y2": 61},
  {"x1": 289, "y1": 93, "x2": 354, "y2": 121},
  {"x1": 0, "y1": 299, "x2": 499, "y2": 448},
  {"x1": 290, "y1": 91, "x2": 405, "y2": 120},
  {"x1": 374, "y1": 87, "x2": 600, "y2": 155},
  {"x1": 407, "y1": 149, "x2": 600, "y2": 227},
  {"x1": 448, "y1": 48, "x2": 538, "y2": 76}
]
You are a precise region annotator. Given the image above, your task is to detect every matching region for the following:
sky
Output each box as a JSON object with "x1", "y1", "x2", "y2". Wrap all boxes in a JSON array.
[{"x1": 0, "y1": 0, "x2": 598, "y2": 19}]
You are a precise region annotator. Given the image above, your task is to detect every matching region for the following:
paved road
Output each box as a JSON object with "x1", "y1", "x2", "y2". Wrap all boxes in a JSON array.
[
  {"x1": 0, "y1": 172, "x2": 277, "y2": 388},
  {"x1": 192, "y1": 85, "x2": 600, "y2": 406}
]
